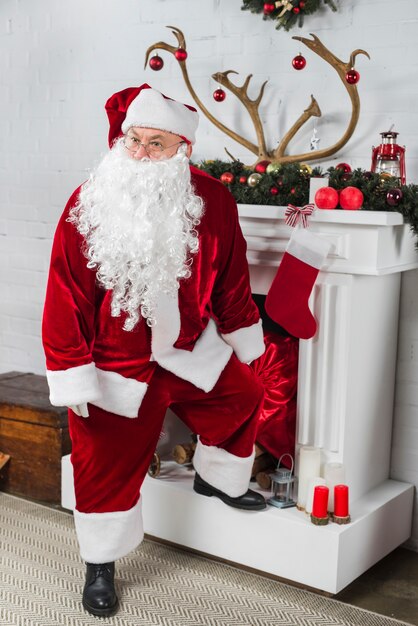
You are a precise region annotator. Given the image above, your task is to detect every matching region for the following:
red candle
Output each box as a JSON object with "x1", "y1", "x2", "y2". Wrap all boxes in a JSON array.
[
  {"x1": 312, "y1": 485, "x2": 329, "y2": 518},
  {"x1": 334, "y1": 484, "x2": 349, "y2": 517}
]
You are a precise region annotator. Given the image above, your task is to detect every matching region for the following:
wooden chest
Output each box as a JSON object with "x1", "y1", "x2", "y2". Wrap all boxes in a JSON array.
[{"x1": 0, "y1": 371, "x2": 71, "y2": 503}]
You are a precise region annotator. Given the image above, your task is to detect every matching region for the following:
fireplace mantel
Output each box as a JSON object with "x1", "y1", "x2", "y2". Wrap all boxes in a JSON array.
[{"x1": 61, "y1": 206, "x2": 417, "y2": 594}]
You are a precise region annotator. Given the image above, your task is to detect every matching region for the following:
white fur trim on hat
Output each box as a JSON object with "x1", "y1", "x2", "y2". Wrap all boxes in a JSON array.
[{"x1": 121, "y1": 88, "x2": 199, "y2": 144}]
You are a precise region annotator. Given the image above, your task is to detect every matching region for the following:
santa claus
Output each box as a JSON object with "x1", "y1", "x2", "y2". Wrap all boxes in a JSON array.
[{"x1": 42, "y1": 84, "x2": 266, "y2": 617}]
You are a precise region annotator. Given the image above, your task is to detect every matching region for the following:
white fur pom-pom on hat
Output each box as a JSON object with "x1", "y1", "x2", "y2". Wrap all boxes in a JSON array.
[{"x1": 120, "y1": 87, "x2": 199, "y2": 144}]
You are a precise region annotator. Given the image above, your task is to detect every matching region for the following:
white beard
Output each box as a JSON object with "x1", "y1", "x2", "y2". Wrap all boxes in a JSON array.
[{"x1": 68, "y1": 138, "x2": 204, "y2": 331}]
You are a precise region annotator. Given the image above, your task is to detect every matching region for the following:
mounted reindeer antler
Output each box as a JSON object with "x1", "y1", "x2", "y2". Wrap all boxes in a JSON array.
[
  {"x1": 144, "y1": 26, "x2": 262, "y2": 157},
  {"x1": 274, "y1": 34, "x2": 370, "y2": 163},
  {"x1": 144, "y1": 26, "x2": 370, "y2": 166}
]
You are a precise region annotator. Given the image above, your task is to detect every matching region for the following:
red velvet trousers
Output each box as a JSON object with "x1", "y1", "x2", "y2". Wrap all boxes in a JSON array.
[{"x1": 69, "y1": 354, "x2": 264, "y2": 514}]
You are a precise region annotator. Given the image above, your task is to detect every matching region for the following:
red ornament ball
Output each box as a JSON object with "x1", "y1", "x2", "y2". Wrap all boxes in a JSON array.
[
  {"x1": 270, "y1": 186, "x2": 279, "y2": 196},
  {"x1": 213, "y1": 88, "x2": 226, "y2": 102},
  {"x1": 336, "y1": 162, "x2": 352, "y2": 174},
  {"x1": 299, "y1": 1, "x2": 306, "y2": 8},
  {"x1": 290, "y1": 187, "x2": 296, "y2": 194},
  {"x1": 175, "y1": 48, "x2": 188, "y2": 61},
  {"x1": 255, "y1": 160, "x2": 271, "y2": 174},
  {"x1": 220, "y1": 172, "x2": 234, "y2": 185},
  {"x1": 239, "y1": 175, "x2": 248, "y2": 184},
  {"x1": 292, "y1": 54, "x2": 306, "y2": 70},
  {"x1": 386, "y1": 188, "x2": 403, "y2": 207},
  {"x1": 345, "y1": 69, "x2": 360, "y2": 84},
  {"x1": 263, "y1": 2, "x2": 275, "y2": 14},
  {"x1": 339, "y1": 186, "x2": 364, "y2": 210},
  {"x1": 315, "y1": 187, "x2": 339, "y2": 210},
  {"x1": 293, "y1": 6, "x2": 300, "y2": 13},
  {"x1": 149, "y1": 55, "x2": 164, "y2": 71}
]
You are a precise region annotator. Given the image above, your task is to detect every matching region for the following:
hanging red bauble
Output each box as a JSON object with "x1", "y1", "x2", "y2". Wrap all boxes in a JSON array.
[
  {"x1": 220, "y1": 172, "x2": 234, "y2": 185},
  {"x1": 339, "y1": 186, "x2": 364, "y2": 210},
  {"x1": 345, "y1": 69, "x2": 360, "y2": 84},
  {"x1": 336, "y1": 162, "x2": 352, "y2": 173},
  {"x1": 315, "y1": 187, "x2": 339, "y2": 210},
  {"x1": 175, "y1": 48, "x2": 188, "y2": 61},
  {"x1": 386, "y1": 188, "x2": 403, "y2": 207},
  {"x1": 263, "y1": 2, "x2": 275, "y2": 14},
  {"x1": 292, "y1": 54, "x2": 306, "y2": 70},
  {"x1": 149, "y1": 55, "x2": 164, "y2": 71},
  {"x1": 299, "y1": 1, "x2": 306, "y2": 8},
  {"x1": 213, "y1": 88, "x2": 226, "y2": 102},
  {"x1": 255, "y1": 160, "x2": 271, "y2": 174},
  {"x1": 270, "y1": 186, "x2": 279, "y2": 196},
  {"x1": 239, "y1": 175, "x2": 248, "y2": 184},
  {"x1": 293, "y1": 7, "x2": 300, "y2": 13}
]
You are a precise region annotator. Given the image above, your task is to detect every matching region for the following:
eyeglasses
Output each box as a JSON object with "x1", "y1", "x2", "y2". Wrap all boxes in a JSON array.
[{"x1": 123, "y1": 135, "x2": 185, "y2": 157}]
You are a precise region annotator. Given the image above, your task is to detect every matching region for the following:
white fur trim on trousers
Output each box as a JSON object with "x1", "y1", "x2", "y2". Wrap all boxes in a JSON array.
[
  {"x1": 193, "y1": 439, "x2": 255, "y2": 498},
  {"x1": 74, "y1": 499, "x2": 144, "y2": 563}
]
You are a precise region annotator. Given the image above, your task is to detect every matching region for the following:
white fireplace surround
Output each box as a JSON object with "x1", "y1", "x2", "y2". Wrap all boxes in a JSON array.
[{"x1": 61, "y1": 205, "x2": 417, "y2": 594}]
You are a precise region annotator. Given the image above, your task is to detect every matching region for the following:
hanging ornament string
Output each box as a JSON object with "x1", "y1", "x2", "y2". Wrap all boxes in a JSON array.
[{"x1": 285, "y1": 203, "x2": 314, "y2": 228}]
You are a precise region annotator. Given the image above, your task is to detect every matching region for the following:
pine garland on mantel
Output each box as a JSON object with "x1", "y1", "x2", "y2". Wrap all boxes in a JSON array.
[
  {"x1": 241, "y1": 0, "x2": 337, "y2": 32},
  {"x1": 192, "y1": 159, "x2": 418, "y2": 246}
]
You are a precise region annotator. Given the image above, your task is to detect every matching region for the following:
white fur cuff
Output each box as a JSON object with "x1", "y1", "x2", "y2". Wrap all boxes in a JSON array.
[
  {"x1": 93, "y1": 369, "x2": 148, "y2": 418},
  {"x1": 221, "y1": 319, "x2": 265, "y2": 364},
  {"x1": 47, "y1": 362, "x2": 101, "y2": 407},
  {"x1": 74, "y1": 499, "x2": 144, "y2": 563},
  {"x1": 193, "y1": 439, "x2": 255, "y2": 498}
]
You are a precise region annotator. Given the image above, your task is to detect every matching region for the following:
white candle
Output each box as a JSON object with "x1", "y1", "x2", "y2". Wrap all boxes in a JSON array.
[
  {"x1": 323, "y1": 462, "x2": 346, "y2": 512},
  {"x1": 305, "y1": 477, "x2": 326, "y2": 514},
  {"x1": 309, "y1": 177, "x2": 328, "y2": 205},
  {"x1": 297, "y1": 446, "x2": 321, "y2": 510}
]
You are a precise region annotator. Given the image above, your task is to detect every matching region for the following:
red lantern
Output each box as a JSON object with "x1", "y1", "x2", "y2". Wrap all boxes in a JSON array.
[
  {"x1": 292, "y1": 54, "x2": 306, "y2": 70},
  {"x1": 345, "y1": 69, "x2": 360, "y2": 84},
  {"x1": 315, "y1": 187, "x2": 339, "y2": 210},
  {"x1": 371, "y1": 131, "x2": 406, "y2": 184},
  {"x1": 220, "y1": 172, "x2": 234, "y2": 185},
  {"x1": 213, "y1": 88, "x2": 226, "y2": 102},
  {"x1": 175, "y1": 48, "x2": 188, "y2": 61},
  {"x1": 149, "y1": 55, "x2": 164, "y2": 71},
  {"x1": 339, "y1": 186, "x2": 364, "y2": 210}
]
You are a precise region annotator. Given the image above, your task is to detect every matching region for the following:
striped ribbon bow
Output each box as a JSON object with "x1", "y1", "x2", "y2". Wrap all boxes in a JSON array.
[{"x1": 285, "y1": 203, "x2": 314, "y2": 228}]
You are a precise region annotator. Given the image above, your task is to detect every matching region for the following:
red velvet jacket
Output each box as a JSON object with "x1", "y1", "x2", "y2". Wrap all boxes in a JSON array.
[{"x1": 42, "y1": 166, "x2": 265, "y2": 418}]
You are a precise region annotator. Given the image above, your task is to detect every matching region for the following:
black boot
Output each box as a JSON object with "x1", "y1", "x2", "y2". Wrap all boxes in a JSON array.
[
  {"x1": 82, "y1": 562, "x2": 119, "y2": 617},
  {"x1": 193, "y1": 473, "x2": 266, "y2": 510}
]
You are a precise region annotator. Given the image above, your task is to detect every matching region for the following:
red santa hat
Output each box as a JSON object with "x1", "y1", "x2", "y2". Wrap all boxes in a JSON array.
[{"x1": 105, "y1": 83, "x2": 199, "y2": 148}]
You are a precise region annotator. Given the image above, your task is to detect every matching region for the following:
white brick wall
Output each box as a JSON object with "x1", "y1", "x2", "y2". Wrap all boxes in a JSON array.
[{"x1": 0, "y1": 0, "x2": 417, "y2": 548}]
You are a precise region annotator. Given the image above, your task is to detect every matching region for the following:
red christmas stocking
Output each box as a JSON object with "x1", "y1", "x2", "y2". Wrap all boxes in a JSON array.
[{"x1": 265, "y1": 227, "x2": 331, "y2": 339}]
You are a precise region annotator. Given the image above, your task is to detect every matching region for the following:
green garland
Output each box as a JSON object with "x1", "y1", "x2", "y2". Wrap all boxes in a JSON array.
[
  {"x1": 241, "y1": 0, "x2": 337, "y2": 32},
  {"x1": 192, "y1": 159, "x2": 418, "y2": 247}
]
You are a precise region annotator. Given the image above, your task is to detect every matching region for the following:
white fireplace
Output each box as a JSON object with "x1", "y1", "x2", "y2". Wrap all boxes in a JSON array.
[{"x1": 61, "y1": 205, "x2": 417, "y2": 594}]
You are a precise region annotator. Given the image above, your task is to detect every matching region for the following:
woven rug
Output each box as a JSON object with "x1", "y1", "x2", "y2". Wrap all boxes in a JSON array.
[{"x1": 0, "y1": 493, "x2": 413, "y2": 626}]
